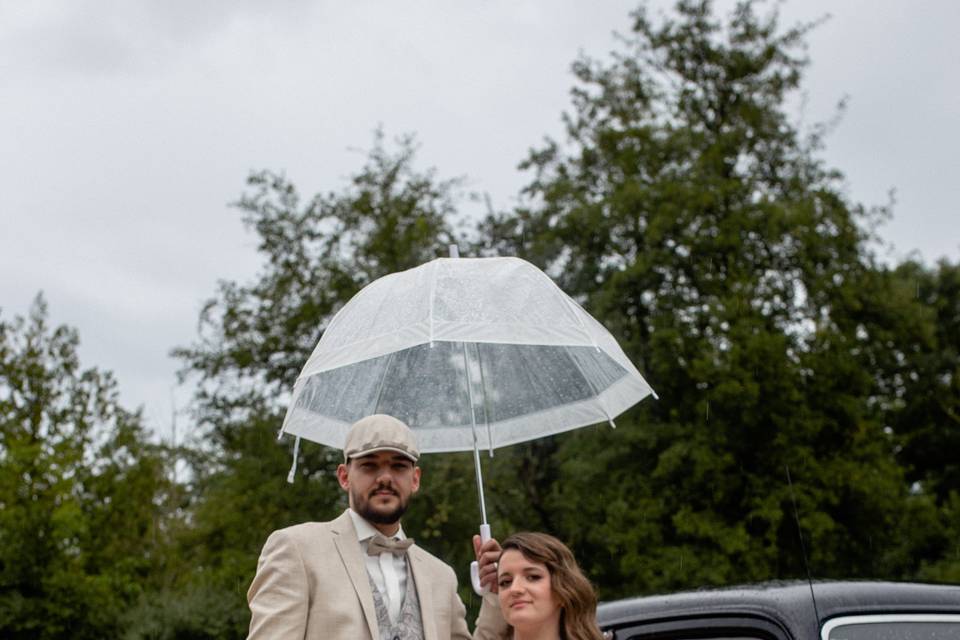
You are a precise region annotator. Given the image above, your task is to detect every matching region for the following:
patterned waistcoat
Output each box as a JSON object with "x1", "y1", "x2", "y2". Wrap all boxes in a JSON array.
[{"x1": 368, "y1": 558, "x2": 425, "y2": 640}]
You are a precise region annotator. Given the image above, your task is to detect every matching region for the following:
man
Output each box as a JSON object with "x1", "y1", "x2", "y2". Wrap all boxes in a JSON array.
[{"x1": 247, "y1": 414, "x2": 506, "y2": 639}]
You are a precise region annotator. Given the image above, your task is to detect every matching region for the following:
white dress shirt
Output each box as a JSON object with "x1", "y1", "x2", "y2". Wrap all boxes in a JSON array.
[{"x1": 347, "y1": 509, "x2": 409, "y2": 624}]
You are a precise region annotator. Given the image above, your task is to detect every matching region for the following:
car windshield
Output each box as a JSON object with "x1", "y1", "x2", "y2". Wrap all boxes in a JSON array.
[{"x1": 824, "y1": 616, "x2": 960, "y2": 640}]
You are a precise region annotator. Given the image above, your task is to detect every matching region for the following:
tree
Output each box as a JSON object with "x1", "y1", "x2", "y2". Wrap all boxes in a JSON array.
[
  {"x1": 167, "y1": 2, "x2": 959, "y2": 625},
  {"x1": 478, "y1": 0, "x2": 935, "y2": 595},
  {"x1": 881, "y1": 258, "x2": 960, "y2": 583},
  {"x1": 0, "y1": 296, "x2": 174, "y2": 639},
  {"x1": 891, "y1": 259, "x2": 960, "y2": 502},
  {"x1": 175, "y1": 131, "x2": 462, "y2": 416},
  {"x1": 168, "y1": 132, "x2": 472, "y2": 636}
]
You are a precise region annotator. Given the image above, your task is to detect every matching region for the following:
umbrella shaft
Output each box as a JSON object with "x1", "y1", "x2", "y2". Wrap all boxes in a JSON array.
[
  {"x1": 473, "y1": 441, "x2": 488, "y2": 525},
  {"x1": 462, "y1": 342, "x2": 488, "y2": 526}
]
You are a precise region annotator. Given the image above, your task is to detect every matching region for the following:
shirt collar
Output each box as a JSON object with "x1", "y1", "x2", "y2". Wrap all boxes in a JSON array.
[{"x1": 347, "y1": 508, "x2": 406, "y2": 542}]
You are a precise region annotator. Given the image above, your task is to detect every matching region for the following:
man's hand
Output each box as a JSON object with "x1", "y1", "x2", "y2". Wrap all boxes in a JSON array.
[{"x1": 473, "y1": 534, "x2": 501, "y2": 594}]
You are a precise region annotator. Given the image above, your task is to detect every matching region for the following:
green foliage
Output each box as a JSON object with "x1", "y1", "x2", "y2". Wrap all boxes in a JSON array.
[
  {"x1": 164, "y1": 132, "x2": 468, "y2": 636},
  {"x1": 889, "y1": 260, "x2": 960, "y2": 501},
  {"x1": 0, "y1": 296, "x2": 175, "y2": 638},
  {"x1": 915, "y1": 491, "x2": 960, "y2": 583},
  {"x1": 173, "y1": 130, "x2": 461, "y2": 420},
  {"x1": 163, "y1": 1, "x2": 959, "y2": 627},
  {"x1": 8, "y1": 3, "x2": 959, "y2": 636},
  {"x1": 477, "y1": 0, "x2": 954, "y2": 596},
  {"x1": 122, "y1": 585, "x2": 249, "y2": 640}
]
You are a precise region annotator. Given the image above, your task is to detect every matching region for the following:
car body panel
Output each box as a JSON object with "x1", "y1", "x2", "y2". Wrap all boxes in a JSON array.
[{"x1": 598, "y1": 581, "x2": 960, "y2": 640}]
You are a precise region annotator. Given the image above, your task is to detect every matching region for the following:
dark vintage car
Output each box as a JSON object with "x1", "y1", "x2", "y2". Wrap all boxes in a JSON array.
[{"x1": 597, "y1": 580, "x2": 960, "y2": 639}]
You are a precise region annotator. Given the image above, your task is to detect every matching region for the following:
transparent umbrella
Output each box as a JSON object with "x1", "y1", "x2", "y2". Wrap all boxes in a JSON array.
[{"x1": 279, "y1": 250, "x2": 656, "y2": 590}]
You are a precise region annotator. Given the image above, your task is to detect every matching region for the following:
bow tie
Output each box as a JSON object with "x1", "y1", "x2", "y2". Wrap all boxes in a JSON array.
[{"x1": 367, "y1": 533, "x2": 414, "y2": 556}]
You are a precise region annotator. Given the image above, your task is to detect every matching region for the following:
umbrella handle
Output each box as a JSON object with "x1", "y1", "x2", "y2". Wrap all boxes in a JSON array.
[{"x1": 469, "y1": 523, "x2": 492, "y2": 596}]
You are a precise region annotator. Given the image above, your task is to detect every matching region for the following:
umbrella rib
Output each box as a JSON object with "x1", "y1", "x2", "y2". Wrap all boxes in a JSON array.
[
  {"x1": 372, "y1": 351, "x2": 396, "y2": 414},
  {"x1": 475, "y1": 343, "x2": 494, "y2": 456},
  {"x1": 531, "y1": 267, "x2": 601, "y2": 350},
  {"x1": 565, "y1": 346, "x2": 616, "y2": 429},
  {"x1": 427, "y1": 258, "x2": 439, "y2": 346}
]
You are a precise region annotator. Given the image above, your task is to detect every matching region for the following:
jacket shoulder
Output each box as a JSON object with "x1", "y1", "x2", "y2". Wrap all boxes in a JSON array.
[
  {"x1": 275, "y1": 520, "x2": 335, "y2": 536},
  {"x1": 410, "y1": 544, "x2": 458, "y2": 581},
  {"x1": 263, "y1": 519, "x2": 340, "y2": 549}
]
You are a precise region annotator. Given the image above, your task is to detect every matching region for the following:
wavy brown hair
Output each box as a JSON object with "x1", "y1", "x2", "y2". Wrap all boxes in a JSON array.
[{"x1": 497, "y1": 532, "x2": 604, "y2": 640}]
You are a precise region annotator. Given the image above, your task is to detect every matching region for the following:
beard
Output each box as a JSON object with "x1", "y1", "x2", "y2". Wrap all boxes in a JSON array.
[{"x1": 353, "y1": 485, "x2": 409, "y2": 525}]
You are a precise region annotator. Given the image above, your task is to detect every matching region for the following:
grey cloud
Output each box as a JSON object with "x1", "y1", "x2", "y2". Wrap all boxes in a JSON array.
[{"x1": 0, "y1": 0, "x2": 315, "y2": 75}]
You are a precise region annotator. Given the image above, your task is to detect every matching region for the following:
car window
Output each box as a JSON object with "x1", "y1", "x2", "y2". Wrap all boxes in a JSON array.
[
  {"x1": 613, "y1": 633, "x2": 776, "y2": 640},
  {"x1": 605, "y1": 617, "x2": 787, "y2": 640},
  {"x1": 619, "y1": 636, "x2": 770, "y2": 640},
  {"x1": 822, "y1": 614, "x2": 960, "y2": 640}
]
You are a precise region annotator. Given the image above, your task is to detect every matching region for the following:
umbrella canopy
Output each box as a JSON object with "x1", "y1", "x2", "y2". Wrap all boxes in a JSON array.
[{"x1": 279, "y1": 256, "x2": 656, "y2": 453}]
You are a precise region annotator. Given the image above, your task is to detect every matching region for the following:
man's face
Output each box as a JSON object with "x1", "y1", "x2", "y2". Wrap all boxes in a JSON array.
[{"x1": 337, "y1": 451, "x2": 421, "y2": 526}]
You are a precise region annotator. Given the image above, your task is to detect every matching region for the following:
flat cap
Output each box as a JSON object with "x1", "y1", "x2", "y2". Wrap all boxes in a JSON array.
[{"x1": 343, "y1": 414, "x2": 419, "y2": 463}]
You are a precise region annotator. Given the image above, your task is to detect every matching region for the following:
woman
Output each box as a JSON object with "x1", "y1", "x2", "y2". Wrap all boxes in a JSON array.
[{"x1": 496, "y1": 532, "x2": 604, "y2": 640}]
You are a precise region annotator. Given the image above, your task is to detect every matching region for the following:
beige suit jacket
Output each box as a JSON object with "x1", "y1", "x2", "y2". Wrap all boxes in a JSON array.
[{"x1": 247, "y1": 510, "x2": 506, "y2": 640}]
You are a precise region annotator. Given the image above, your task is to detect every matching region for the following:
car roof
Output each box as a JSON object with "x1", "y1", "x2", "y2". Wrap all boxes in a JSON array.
[{"x1": 597, "y1": 580, "x2": 960, "y2": 637}]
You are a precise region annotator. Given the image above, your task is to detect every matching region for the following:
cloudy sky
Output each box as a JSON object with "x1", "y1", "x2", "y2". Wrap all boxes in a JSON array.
[{"x1": 2, "y1": 0, "x2": 958, "y2": 443}]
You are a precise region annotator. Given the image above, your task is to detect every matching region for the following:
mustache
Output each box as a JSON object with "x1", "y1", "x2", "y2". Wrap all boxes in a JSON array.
[{"x1": 369, "y1": 484, "x2": 398, "y2": 498}]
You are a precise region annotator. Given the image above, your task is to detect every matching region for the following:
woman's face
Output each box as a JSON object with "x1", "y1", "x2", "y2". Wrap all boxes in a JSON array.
[{"x1": 497, "y1": 549, "x2": 562, "y2": 634}]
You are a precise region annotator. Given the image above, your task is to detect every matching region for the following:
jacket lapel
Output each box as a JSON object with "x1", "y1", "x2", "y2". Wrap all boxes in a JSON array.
[
  {"x1": 409, "y1": 546, "x2": 438, "y2": 640},
  {"x1": 331, "y1": 511, "x2": 379, "y2": 638}
]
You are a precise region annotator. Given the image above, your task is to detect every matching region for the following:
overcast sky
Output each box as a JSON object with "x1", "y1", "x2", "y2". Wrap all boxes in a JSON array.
[{"x1": 2, "y1": 0, "x2": 958, "y2": 443}]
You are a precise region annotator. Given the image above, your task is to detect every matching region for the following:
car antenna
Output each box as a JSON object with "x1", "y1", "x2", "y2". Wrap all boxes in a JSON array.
[{"x1": 786, "y1": 464, "x2": 821, "y2": 627}]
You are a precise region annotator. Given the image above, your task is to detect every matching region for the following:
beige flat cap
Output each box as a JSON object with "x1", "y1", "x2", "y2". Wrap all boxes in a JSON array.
[{"x1": 343, "y1": 414, "x2": 420, "y2": 463}]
